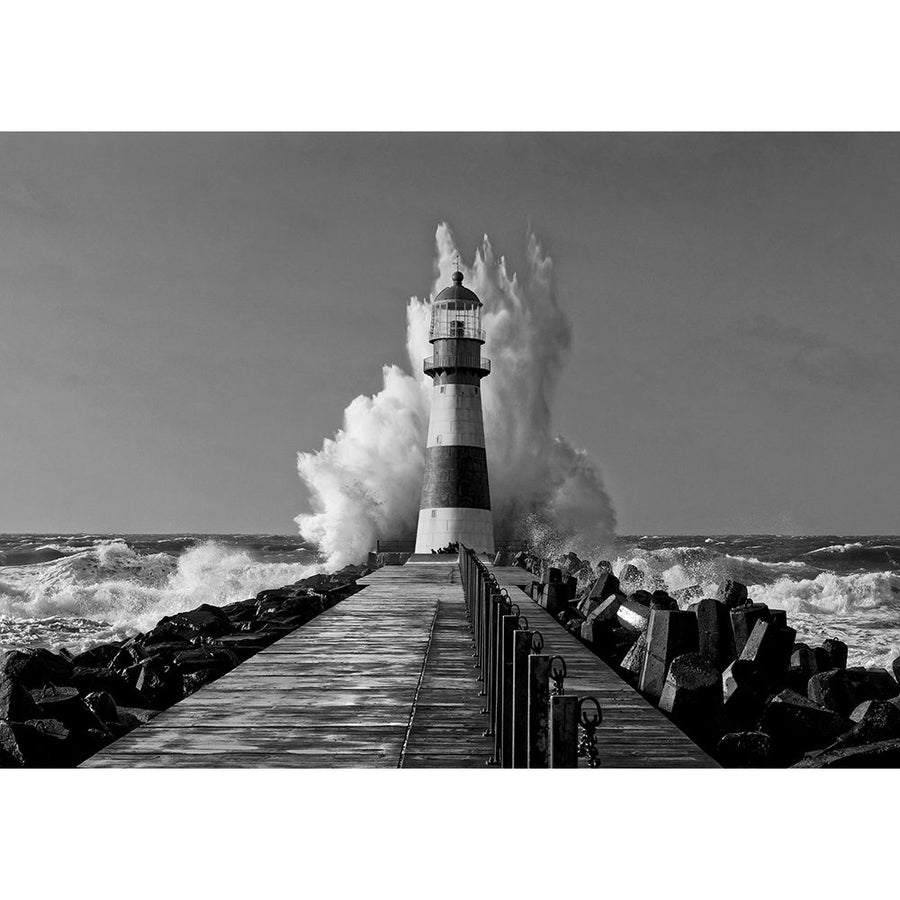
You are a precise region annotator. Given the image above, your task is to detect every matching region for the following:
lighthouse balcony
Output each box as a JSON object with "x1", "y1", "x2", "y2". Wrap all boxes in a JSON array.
[{"x1": 424, "y1": 354, "x2": 491, "y2": 377}]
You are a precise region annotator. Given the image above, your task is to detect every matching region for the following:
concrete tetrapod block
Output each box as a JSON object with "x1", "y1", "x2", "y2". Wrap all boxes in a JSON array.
[
  {"x1": 629, "y1": 590, "x2": 652, "y2": 607},
  {"x1": 730, "y1": 603, "x2": 770, "y2": 656},
  {"x1": 542, "y1": 566, "x2": 562, "y2": 585},
  {"x1": 717, "y1": 731, "x2": 773, "y2": 768},
  {"x1": 792, "y1": 737, "x2": 900, "y2": 768},
  {"x1": 717, "y1": 579, "x2": 748, "y2": 608},
  {"x1": 650, "y1": 591, "x2": 677, "y2": 611},
  {"x1": 589, "y1": 571, "x2": 620, "y2": 601},
  {"x1": 840, "y1": 666, "x2": 900, "y2": 711},
  {"x1": 621, "y1": 631, "x2": 648, "y2": 678},
  {"x1": 739, "y1": 619, "x2": 796, "y2": 688},
  {"x1": 808, "y1": 668, "x2": 852, "y2": 716},
  {"x1": 696, "y1": 598, "x2": 737, "y2": 671},
  {"x1": 722, "y1": 659, "x2": 767, "y2": 732},
  {"x1": 541, "y1": 582, "x2": 569, "y2": 616},
  {"x1": 822, "y1": 638, "x2": 848, "y2": 670},
  {"x1": 829, "y1": 698, "x2": 900, "y2": 749},
  {"x1": 791, "y1": 643, "x2": 819, "y2": 681},
  {"x1": 759, "y1": 689, "x2": 851, "y2": 762},
  {"x1": 615, "y1": 599, "x2": 651, "y2": 635},
  {"x1": 638, "y1": 609, "x2": 699, "y2": 702},
  {"x1": 580, "y1": 597, "x2": 622, "y2": 647},
  {"x1": 658, "y1": 652, "x2": 723, "y2": 747}
]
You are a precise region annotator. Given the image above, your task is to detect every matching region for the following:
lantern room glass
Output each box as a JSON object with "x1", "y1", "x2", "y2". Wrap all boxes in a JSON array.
[{"x1": 429, "y1": 300, "x2": 485, "y2": 343}]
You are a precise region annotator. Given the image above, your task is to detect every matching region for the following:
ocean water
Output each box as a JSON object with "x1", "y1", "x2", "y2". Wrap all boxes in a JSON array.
[
  {"x1": 1, "y1": 533, "x2": 899, "y2": 670},
  {"x1": 0, "y1": 534, "x2": 323, "y2": 652}
]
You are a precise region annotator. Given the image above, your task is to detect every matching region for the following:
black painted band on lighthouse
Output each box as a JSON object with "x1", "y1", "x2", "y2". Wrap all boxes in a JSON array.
[{"x1": 420, "y1": 445, "x2": 492, "y2": 510}]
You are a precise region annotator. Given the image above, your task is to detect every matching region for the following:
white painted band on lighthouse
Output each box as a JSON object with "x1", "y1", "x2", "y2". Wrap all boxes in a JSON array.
[
  {"x1": 426, "y1": 383, "x2": 486, "y2": 449},
  {"x1": 414, "y1": 507, "x2": 495, "y2": 555}
]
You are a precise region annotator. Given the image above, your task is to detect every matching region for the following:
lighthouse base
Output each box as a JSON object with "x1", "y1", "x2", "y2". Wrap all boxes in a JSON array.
[{"x1": 414, "y1": 507, "x2": 494, "y2": 555}]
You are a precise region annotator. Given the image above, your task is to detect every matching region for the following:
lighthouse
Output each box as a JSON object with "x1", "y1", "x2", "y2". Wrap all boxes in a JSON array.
[{"x1": 415, "y1": 270, "x2": 495, "y2": 555}]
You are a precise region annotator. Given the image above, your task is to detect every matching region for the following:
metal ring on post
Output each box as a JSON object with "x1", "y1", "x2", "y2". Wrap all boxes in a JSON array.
[
  {"x1": 516, "y1": 615, "x2": 529, "y2": 630},
  {"x1": 549, "y1": 655, "x2": 567, "y2": 696},
  {"x1": 530, "y1": 631, "x2": 544, "y2": 654}
]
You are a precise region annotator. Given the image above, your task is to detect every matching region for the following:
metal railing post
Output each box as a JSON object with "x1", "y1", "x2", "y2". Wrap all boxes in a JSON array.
[
  {"x1": 550, "y1": 695, "x2": 579, "y2": 768},
  {"x1": 527, "y1": 653, "x2": 551, "y2": 768}
]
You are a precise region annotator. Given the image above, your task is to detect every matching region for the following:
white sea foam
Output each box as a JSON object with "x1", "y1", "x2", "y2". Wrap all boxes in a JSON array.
[
  {"x1": 295, "y1": 224, "x2": 616, "y2": 567},
  {"x1": 807, "y1": 541, "x2": 865, "y2": 555},
  {"x1": 0, "y1": 540, "x2": 323, "y2": 649}
]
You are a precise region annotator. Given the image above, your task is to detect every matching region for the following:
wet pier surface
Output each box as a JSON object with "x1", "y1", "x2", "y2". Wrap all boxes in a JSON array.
[{"x1": 83, "y1": 559, "x2": 716, "y2": 768}]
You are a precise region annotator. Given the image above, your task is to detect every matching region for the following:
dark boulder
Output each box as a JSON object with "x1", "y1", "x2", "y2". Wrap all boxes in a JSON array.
[
  {"x1": 0, "y1": 722, "x2": 26, "y2": 767},
  {"x1": 83, "y1": 691, "x2": 119, "y2": 725},
  {"x1": 214, "y1": 633, "x2": 273, "y2": 660},
  {"x1": 717, "y1": 731, "x2": 773, "y2": 768},
  {"x1": 70, "y1": 666, "x2": 152, "y2": 709},
  {"x1": 0, "y1": 655, "x2": 41, "y2": 722},
  {"x1": 172, "y1": 647, "x2": 239, "y2": 675},
  {"x1": 7, "y1": 718, "x2": 71, "y2": 767},
  {"x1": 0, "y1": 648, "x2": 74, "y2": 690},
  {"x1": 152, "y1": 604, "x2": 232, "y2": 640},
  {"x1": 182, "y1": 667, "x2": 222, "y2": 696},
  {"x1": 717, "y1": 580, "x2": 748, "y2": 608},
  {"x1": 132, "y1": 657, "x2": 184, "y2": 708},
  {"x1": 70, "y1": 643, "x2": 123, "y2": 668}
]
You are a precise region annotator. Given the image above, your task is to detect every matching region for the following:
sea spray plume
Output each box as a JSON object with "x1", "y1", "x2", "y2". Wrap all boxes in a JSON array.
[
  {"x1": 426, "y1": 225, "x2": 617, "y2": 555},
  {"x1": 295, "y1": 223, "x2": 617, "y2": 566},
  {"x1": 295, "y1": 366, "x2": 430, "y2": 565}
]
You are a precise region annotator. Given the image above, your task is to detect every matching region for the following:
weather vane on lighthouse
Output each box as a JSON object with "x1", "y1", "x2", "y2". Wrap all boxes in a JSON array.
[{"x1": 414, "y1": 263, "x2": 494, "y2": 555}]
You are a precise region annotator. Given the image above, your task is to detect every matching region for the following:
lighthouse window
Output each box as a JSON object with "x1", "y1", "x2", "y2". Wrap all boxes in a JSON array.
[
  {"x1": 440, "y1": 386, "x2": 445, "y2": 394},
  {"x1": 474, "y1": 388, "x2": 478, "y2": 395}
]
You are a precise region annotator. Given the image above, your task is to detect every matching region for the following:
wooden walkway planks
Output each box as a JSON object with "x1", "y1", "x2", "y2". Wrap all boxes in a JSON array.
[{"x1": 83, "y1": 558, "x2": 715, "y2": 768}]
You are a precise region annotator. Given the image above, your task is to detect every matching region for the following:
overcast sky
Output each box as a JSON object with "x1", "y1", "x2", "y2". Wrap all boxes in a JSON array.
[{"x1": 1, "y1": 133, "x2": 898, "y2": 535}]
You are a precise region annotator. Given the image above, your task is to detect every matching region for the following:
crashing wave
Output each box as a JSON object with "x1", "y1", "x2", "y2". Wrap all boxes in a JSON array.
[{"x1": 0, "y1": 539, "x2": 323, "y2": 650}]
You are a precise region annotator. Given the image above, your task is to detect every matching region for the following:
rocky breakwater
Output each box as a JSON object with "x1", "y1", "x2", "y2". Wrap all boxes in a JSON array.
[
  {"x1": 498, "y1": 549, "x2": 900, "y2": 768},
  {"x1": 0, "y1": 564, "x2": 368, "y2": 768}
]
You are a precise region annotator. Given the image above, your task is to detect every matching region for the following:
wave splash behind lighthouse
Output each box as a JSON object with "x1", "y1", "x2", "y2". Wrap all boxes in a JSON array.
[{"x1": 414, "y1": 270, "x2": 495, "y2": 555}]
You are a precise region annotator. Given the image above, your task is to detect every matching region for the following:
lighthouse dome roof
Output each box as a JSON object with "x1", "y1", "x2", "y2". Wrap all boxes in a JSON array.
[{"x1": 434, "y1": 271, "x2": 482, "y2": 308}]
